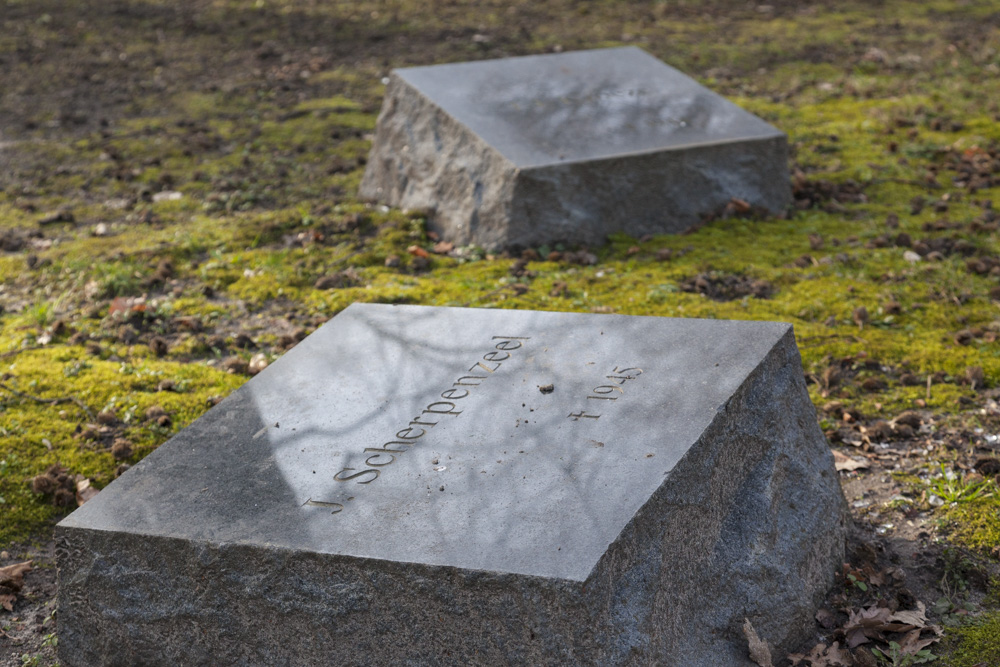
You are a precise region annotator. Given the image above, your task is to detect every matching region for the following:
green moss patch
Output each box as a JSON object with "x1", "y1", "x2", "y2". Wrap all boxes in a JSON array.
[
  {"x1": 0, "y1": 347, "x2": 244, "y2": 544},
  {"x1": 943, "y1": 495, "x2": 1000, "y2": 556},
  {"x1": 942, "y1": 612, "x2": 1000, "y2": 667}
]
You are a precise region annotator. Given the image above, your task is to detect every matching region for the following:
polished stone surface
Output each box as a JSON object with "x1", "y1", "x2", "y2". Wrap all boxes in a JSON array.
[
  {"x1": 59, "y1": 305, "x2": 783, "y2": 580},
  {"x1": 395, "y1": 47, "x2": 781, "y2": 168},
  {"x1": 57, "y1": 304, "x2": 845, "y2": 666},
  {"x1": 359, "y1": 48, "x2": 791, "y2": 249}
]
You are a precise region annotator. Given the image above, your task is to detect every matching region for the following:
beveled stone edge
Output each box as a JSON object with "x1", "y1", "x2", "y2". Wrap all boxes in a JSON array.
[
  {"x1": 515, "y1": 130, "x2": 789, "y2": 171},
  {"x1": 390, "y1": 46, "x2": 787, "y2": 170}
]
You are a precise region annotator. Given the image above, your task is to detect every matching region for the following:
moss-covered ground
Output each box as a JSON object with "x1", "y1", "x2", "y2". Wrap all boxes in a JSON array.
[
  {"x1": 942, "y1": 611, "x2": 1000, "y2": 666},
  {"x1": 2, "y1": 0, "x2": 1000, "y2": 663}
]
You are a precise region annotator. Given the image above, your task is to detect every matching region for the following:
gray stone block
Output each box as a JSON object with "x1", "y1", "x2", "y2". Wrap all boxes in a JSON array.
[
  {"x1": 57, "y1": 304, "x2": 845, "y2": 666},
  {"x1": 359, "y1": 47, "x2": 791, "y2": 250}
]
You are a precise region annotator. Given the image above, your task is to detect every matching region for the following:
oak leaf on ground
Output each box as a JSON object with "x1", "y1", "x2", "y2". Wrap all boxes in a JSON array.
[
  {"x1": 787, "y1": 640, "x2": 853, "y2": 666},
  {"x1": 0, "y1": 561, "x2": 32, "y2": 612},
  {"x1": 833, "y1": 450, "x2": 870, "y2": 472}
]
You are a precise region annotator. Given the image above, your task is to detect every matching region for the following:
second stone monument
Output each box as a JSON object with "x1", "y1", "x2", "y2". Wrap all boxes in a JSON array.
[{"x1": 360, "y1": 47, "x2": 791, "y2": 249}]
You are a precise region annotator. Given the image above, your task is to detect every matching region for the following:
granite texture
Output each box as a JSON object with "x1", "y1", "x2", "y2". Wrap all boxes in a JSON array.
[
  {"x1": 359, "y1": 47, "x2": 791, "y2": 249},
  {"x1": 57, "y1": 304, "x2": 845, "y2": 665}
]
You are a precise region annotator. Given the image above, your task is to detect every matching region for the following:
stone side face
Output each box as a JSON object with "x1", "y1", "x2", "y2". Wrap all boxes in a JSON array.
[
  {"x1": 56, "y1": 329, "x2": 844, "y2": 667},
  {"x1": 507, "y1": 136, "x2": 790, "y2": 248},
  {"x1": 359, "y1": 74, "x2": 519, "y2": 249},
  {"x1": 56, "y1": 531, "x2": 597, "y2": 667},
  {"x1": 582, "y1": 328, "x2": 846, "y2": 665}
]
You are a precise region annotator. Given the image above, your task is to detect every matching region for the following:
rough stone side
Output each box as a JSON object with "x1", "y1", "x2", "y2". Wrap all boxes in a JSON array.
[
  {"x1": 506, "y1": 135, "x2": 791, "y2": 248},
  {"x1": 57, "y1": 528, "x2": 603, "y2": 666},
  {"x1": 358, "y1": 74, "x2": 519, "y2": 249},
  {"x1": 582, "y1": 327, "x2": 846, "y2": 665}
]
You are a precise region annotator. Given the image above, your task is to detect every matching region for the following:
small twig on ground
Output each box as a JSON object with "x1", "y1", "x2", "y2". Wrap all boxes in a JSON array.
[
  {"x1": 462, "y1": 285, "x2": 512, "y2": 307},
  {"x1": 871, "y1": 177, "x2": 941, "y2": 190},
  {"x1": 797, "y1": 334, "x2": 846, "y2": 343},
  {"x1": 0, "y1": 345, "x2": 45, "y2": 360},
  {"x1": 0, "y1": 381, "x2": 94, "y2": 419},
  {"x1": 797, "y1": 334, "x2": 870, "y2": 346}
]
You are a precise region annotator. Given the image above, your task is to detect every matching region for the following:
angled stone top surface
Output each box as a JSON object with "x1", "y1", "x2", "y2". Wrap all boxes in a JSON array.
[
  {"x1": 60, "y1": 304, "x2": 792, "y2": 582},
  {"x1": 394, "y1": 46, "x2": 784, "y2": 168}
]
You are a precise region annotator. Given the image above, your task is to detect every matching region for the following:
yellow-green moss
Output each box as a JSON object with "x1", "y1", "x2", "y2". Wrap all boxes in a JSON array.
[
  {"x1": 943, "y1": 495, "x2": 1000, "y2": 555},
  {"x1": 0, "y1": 348, "x2": 244, "y2": 544},
  {"x1": 942, "y1": 612, "x2": 1000, "y2": 667}
]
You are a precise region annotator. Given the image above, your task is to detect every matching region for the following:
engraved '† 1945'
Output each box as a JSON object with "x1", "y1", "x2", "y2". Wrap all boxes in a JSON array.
[{"x1": 567, "y1": 366, "x2": 643, "y2": 422}]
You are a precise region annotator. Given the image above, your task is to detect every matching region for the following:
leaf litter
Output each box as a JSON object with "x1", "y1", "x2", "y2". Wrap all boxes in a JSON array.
[
  {"x1": 0, "y1": 562, "x2": 31, "y2": 613},
  {"x1": 4, "y1": 0, "x2": 1000, "y2": 664}
]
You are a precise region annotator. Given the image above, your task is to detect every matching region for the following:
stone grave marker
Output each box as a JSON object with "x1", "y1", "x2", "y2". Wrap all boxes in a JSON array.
[
  {"x1": 58, "y1": 304, "x2": 844, "y2": 665},
  {"x1": 360, "y1": 47, "x2": 791, "y2": 250}
]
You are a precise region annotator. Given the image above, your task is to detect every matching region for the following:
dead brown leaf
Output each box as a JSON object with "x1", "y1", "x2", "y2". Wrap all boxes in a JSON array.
[
  {"x1": 843, "y1": 603, "x2": 940, "y2": 651},
  {"x1": 0, "y1": 561, "x2": 32, "y2": 591},
  {"x1": 854, "y1": 647, "x2": 878, "y2": 667},
  {"x1": 0, "y1": 560, "x2": 32, "y2": 608},
  {"x1": 787, "y1": 641, "x2": 853, "y2": 666},
  {"x1": 897, "y1": 628, "x2": 939, "y2": 655},
  {"x1": 887, "y1": 601, "x2": 928, "y2": 629},
  {"x1": 431, "y1": 240, "x2": 454, "y2": 254},
  {"x1": 108, "y1": 296, "x2": 147, "y2": 315},
  {"x1": 407, "y1": 244, "x2": 430, "y2": 258},
  {"x1": 844, "y1": 606, "x2": 891, "y2": 648},
  {"x1": 853, "y1": 306, "x2": 869, "y2": 328},
  {"x1": 75, "y1": 475, "x2": 99, "y2": 505},
  {"x1": 815, "y1": 607, "x2": 838, "y2": 629},
  {"x1": 833, "y1": 450, "x2": 870, "y2": 472},
  {"x1": 731, "y1": 197, "x2": 752, "y2": 213},
  {"x1": 742, "y1": 618, "x2": 773, "y2": 667}
]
